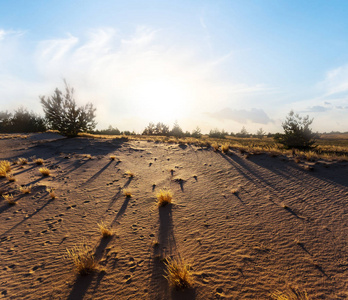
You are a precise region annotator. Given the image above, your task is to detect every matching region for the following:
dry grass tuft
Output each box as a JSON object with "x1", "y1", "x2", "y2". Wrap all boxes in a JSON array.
[
  {"x1": 164, "y1": 257, "x2": 193, "y2": 289},
  {"x1": 0, "y1": 160, "x2": 11, "y2": 177},
  {"x1": 211, "y1": 142, "x2": 219, "y2": 152},
  {"x1": 6, "y1": 173, "x2": 16, "y2": 182},
  {"x1": 19, "y1": 185, "x2": 32, "y2": 194},
  {"x1": 231, "y1": 187, "x2": 239, "y2": 194},
  {"x1": 39, "y1": 167, "x2": 50, "y2": 176},
  {"x1": 97, "y1": 222, "x2": 113, "y2": 238},
  {"x1": 18, "y1": 157, "x2": 28, "y2": 165},
  {"x1": 123, "y1": 188, "x2": 132, "y2": 197},
  {"x1": 3, "y1": 194, "x2": 16, "y2": 205},
  {"x1": 157, "y1": 189, "x2": 173, "y2": 207},
  {"x1": 66, "y1": 242, "x2": 98, "y2": 275},
  {"x1": 110, "y1": 155, "x2": 116, "y2": 160},
  {"x1": 221, "y1": 143, "x2": 230, "y2": 153},
  {"x1": 46, "y1": 187, "x2": 56, "y2": 199},
  {"x1": 270, "y1": 286, "x2": 310, "y2": 300},
  {"x1": 125, "y1": 170, "x2": 135, "y2": 178},
  {"x1": 34, "y1": 158, "x2": 44, "y2": 165}
]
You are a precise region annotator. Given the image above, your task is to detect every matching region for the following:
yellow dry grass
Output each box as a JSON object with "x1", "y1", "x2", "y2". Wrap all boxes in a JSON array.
[
  {"x1": 66, "y1": 242, "x2": 98, "y2": 275},
  {"x1": 211, "y1": 142, "x2": 219, "y2": 152},
  {"x1": 18, "y1": 157, "x2": 28, "y2": 165},
  {"x1": 221, "y1": 143, "x2": 230, "y2": 153},
  {"x1": 110, "y1": 155, "x2": 116, "y2": 160},
  {"x1": 34, "y1": 158, "x2": 44, "y2": 165},
  {"x1": 125, "y1": 170, "x2": 135, "y2": 177},
  {"x1": 156, "y1": 189, "x2": 173, "y2": 207},
  {"x1": 3, "y1": 194, "x2": 15, "y2": 205},
  {"x1": 39, "y1": 167, "x2": 50, "y2": 176},
  {"x1": 164, "y1": 257, "x2": 193, "y2": 289},
  {"x1": 0, "y1": 160, "x2": 11, "y2": 177},
  {"x1": 97, "y1": 222, "x2": 113, "y2": 238},
  {"x1": 19, "y1": 185, "x2": 32, "y2": 194},
  {"x1": 46, "y1": 187, "x2": 56, "y2": 199},
  {"x1": 6, "y1": 173, "x2": 16, "y2": 182},
  {"x1": 270, "y1": 287, "x2": 310, "y2": 300},
  {"x1": 123, "y1": 188, "x2": 132, "y2": 197}
]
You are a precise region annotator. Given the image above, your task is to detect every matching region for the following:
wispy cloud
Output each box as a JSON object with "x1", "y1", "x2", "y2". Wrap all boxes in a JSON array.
[{"x1": 209, "y1": 108, "x2": 273, "y2": 124}]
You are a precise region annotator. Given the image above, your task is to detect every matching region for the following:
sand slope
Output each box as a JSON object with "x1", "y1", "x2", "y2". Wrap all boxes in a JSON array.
[{"x1": 0, "y1": 134, "x2": 347, "y2": 299}]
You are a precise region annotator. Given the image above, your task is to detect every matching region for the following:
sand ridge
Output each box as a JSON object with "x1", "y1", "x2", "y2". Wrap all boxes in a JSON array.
[{"x1": 0, "y1": 133, "x2": 347, "y2": 299}]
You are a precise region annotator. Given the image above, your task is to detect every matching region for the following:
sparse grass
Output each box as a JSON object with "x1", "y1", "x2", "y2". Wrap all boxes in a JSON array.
[
  {"x1": 34, "y1": 158, "x2": 44, "y2": 165},
  {"x1": 46, "y1": 187, "x2": 56, "y2": 199},
  {"x1": 0, "y1": 160, "x2": 11, "y2": 177},
  {"x1": 39, "y1": 167, "x2": 50, "y2": 176},
  {"x1": 231, "y1": 187, "x2": 239, "y2": 194},
  {"x1": 157, "y1": 189, "x2": 173, "y2": 207},
  {"x1": 281, "y1": 203, "x2": 289, "y2": 209},
  {"x1": 19, "y1": 184, "x2": 32, "y2": 194},
  {"x1": 3, "y1": 194, "x2": 15, "y2": 205},
  {"x1": 221, "y1": 143, "x2": 230, "y2": 153},
  {"x1": 164, "y1": 257, "x2": 193, "y2": 289},
  {"x1": 123, "y1": 188, "x2": 132, "y2": 197},
  {"x1": 6, "y1": 173, "x2": 16, "y2": 182},
  {"x1": 97, "y1": 221, "x2": 113, "y2": 238},
  {"x1": 66, "y1": 242, "x2": 98, "y2": 275},
  {"x1": 110, "y1": 155, "x2": 116, "y2": 160},
  {"x1": 270, "y1": 286, "x2": 310, "y2": 300},
  {"x1": 85, "y1": 154, "x2": 92, "y2": 159},
  {"x1": 125, "y1": 170, "x2": 135, "y2": 178},
  {"x1": 18, "y1": 157, "x2": 28, "y2": 165},
  {"x1": 211, "y1": 142, "x2": 219, "y2": 152}
]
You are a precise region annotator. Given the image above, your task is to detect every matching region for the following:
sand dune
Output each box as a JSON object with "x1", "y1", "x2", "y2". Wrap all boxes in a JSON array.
[{"x1": 0, "y1": 133, "x2": 347, "y2": 299}]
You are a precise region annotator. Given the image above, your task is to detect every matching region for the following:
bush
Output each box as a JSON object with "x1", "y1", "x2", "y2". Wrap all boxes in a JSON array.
[
  {"x1": 170, "y1": 121, "x2": 184, "y2": 137},
  {"x1": 274, "y1": 110, "x2": 318, "y2": 150},
  {"x1": 191, "y1": 126, "x2": 202, "y2": 138},
  {"x1": 0, "y1": 108, "x2": 46, "y2": 133},
  {"x1": 40, "y1": 81, "x2": 96, "y2": 137},
  {"x1": 142, "y1": 122, "x2": 169, "y2": 136},
  {"x1": 209, "y1": 128, "x2": 227, "y2": 139}
]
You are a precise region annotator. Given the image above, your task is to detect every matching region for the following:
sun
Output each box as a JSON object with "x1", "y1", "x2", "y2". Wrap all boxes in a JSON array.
[{"x1": 132, "y1": 78, "x2": 193, "y2": 122}]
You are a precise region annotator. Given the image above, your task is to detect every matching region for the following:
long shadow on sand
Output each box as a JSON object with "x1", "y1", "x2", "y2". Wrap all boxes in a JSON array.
[{"x1": 81, "y1": 160, "x2": 113, "y2": 187}]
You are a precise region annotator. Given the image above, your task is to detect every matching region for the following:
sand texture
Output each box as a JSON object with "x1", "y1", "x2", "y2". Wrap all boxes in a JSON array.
[{"x1": 0, "y1": 133, "x2": 347, "y2": 299}]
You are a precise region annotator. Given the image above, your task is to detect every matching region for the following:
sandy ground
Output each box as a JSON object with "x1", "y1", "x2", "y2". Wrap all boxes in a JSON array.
[{"x1": 0, "y1": 133, "x2": 347, "y2": 300}]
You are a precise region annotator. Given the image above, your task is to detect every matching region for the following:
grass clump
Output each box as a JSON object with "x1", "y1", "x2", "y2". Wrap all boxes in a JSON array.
[
  {"x1": 110, "y1": 155, "x2": 116, "y2": 160},
  {"x1": 34, "y1": 158, "x2": 44, "y2": 165},
  {"x1": 270, "y1": 286, "x2": 309, "y2": 300},
  {"x1": 97, "y1": 222, "x2": 113, "y2": 238},
  {"x1": 18, "y1": 157, "x2": 28, "y2": 165},
  {"x1": 6, "y1": 173, "x2": 16, "y2": 182},
  {"x1": 125, "y1": 170, "x2": 135, "y2": 178},
  {"x1": 19, "y1": 185, "x2": 32, "y2": 194},
  {"x1": 39, "y1": 167, "x2": 50, "y2": 176},
  {"x1": 123, "y1": 188, "x2": 132, "y2": 197},
  {"x1": 0, "y1": 160, "x2": 11, "y2": 177},
  {"x1": 164, "y1": 257, "x2": 193, "y2": 289},
  {"x1": 231, "y1": 187, "x2": 239, "y2": 194},
  {"x1": 3, "y1": 194, "x2": 16, "y2": 205},
  {"x1": 46, "y1": 187, "x2": 56, "y2": 199},
  {"x1": 66, "y1": 242, "x2": 98, "y2": 275},
  {"x1": 221, "y1": 143, "x2": 230, "y2": 153},
  {"x1": 211, "y1": 142, "x2": 219, "y2": 152},
  {"x1": 157, "y1": 189, "x2": 173, "y2": 207}
]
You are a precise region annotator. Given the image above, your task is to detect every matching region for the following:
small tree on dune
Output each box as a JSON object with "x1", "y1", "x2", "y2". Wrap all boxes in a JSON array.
[
  {"x1": 40, "y1": 81, "x2": 96, "y2": 137},
  {"x1": 274, "y1": 110, "x2": 318, "y2": 150}
]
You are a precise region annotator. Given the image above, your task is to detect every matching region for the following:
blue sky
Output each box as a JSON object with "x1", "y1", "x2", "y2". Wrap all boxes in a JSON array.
[{"x1": 1, "y1": 0, "x2": 348, "y2": 133}]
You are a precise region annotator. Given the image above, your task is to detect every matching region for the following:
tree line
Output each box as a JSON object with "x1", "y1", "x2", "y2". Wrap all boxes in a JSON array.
[{"x1": 0, "y1": 81, "x2": 319, "y2": 150}]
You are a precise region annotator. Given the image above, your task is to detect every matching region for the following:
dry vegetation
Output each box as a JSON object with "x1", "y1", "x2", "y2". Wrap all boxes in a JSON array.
[
  {"x1": 3, "y1": 193, "x2": 15, "y2": 205},
  {"x1": 164, "y1": 257, "x2": 193, "y2": 289},
  {"x1": 46, "y1": 187, "x2": 56, "y2": 199},
  {"x1": 156, "y1": 189, "x2": 173, "y2": 207},
  {"x1": 39, "y1": 167, "x2": 50, "y2": 176},
  {"x1": 0, "y1": 160, "x2": 11, "y2": 177},
  {"x1": 122, "y1": 188, "x2": 132, "y2": 197},
  {"x1": 125, "y1": 170, "x2": 135, "y2": 178},
  {"x1": 66, "y1": 242, "x2": 98, "y2": 275},
  {"x1": 97, "y1": 222, "x2": 113, "y2": 238},
  {"x1": 270, "y1": 286, "x2": 310, "y2": 300},
  {"x1": 34, "y1": 158, "x2": 44, "y2": 165},
  {"x1": 19, "y1": 184, "x2": 32, "y2": 194},
  {"x1": 18, "y1": 157, "x2": 28, "y2": 165}
]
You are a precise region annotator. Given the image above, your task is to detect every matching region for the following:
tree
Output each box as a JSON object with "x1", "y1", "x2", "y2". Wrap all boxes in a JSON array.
[
  {"x1": 274, "y1": 110, "x2": 318, "y2": 150},
  {"x1": 170, "y1": 121, "x2": 184, "y2": 137},
  {"x1": 191, "y1": 126, "x2": 202, "y2": 138},
  {"x1": 142, "y1": 122, "x2": 169, "y2": 136},
  {"x1": 40, "y1": 81, "x2": 96, "y2": 137},
  {"x1": 256, "y1": 128, "x2": 265, "y2": 138},
  {"x1": 0, "y1": 108, "x2": 46, "y2": 133},
  {"x1": 236, "y1": 126, "x2": 249, "y2": 138}
]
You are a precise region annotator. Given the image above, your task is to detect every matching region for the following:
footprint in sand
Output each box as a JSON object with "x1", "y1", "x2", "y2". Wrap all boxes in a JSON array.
[{"x1": 123, "y1": 274, "x2": 132, "y2": 284}]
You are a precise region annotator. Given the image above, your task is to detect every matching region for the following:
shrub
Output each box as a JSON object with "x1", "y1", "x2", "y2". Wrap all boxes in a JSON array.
[
  {"x1": 97, "y1": 222, "x2": 113, "y2": 238},
  {"x1": 209, "y1": 128, "x2": 227, "y2": 139},
  {"x1": 39, "y1": 167, "x2": 50, "y2": 176},
  {"x1": 157, "y1": 189, "x2": 173, "y2": 207},
  {"x1": 191, "y1": 126, "x2": 202, "y2": 138},
  {"x1": 164, "y1": 257, "x2": 193, "y2": 289},
  {"x1": 274, "y1": 110, "x2": 318, "y2": 150},
  {"x1": 66, "y1": 242, "x2": 98, "y2": 275},
  {"x1": 40, "y1": 80, "x2": 96, "y2": 137},
  {"x1": 0, "y1": 160, "x2": 11, "y2": 177},
  {"x1": 170, "y1": 121, "x2": 184, "y2": 137},
  {"x1": 142, "y1": 122, "x2": 170, "y2": 136}
]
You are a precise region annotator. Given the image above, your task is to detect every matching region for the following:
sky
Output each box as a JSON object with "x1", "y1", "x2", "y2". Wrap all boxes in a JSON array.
[{"x1": 1, "y1": 0, "x2": 348, "y2": 134}]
